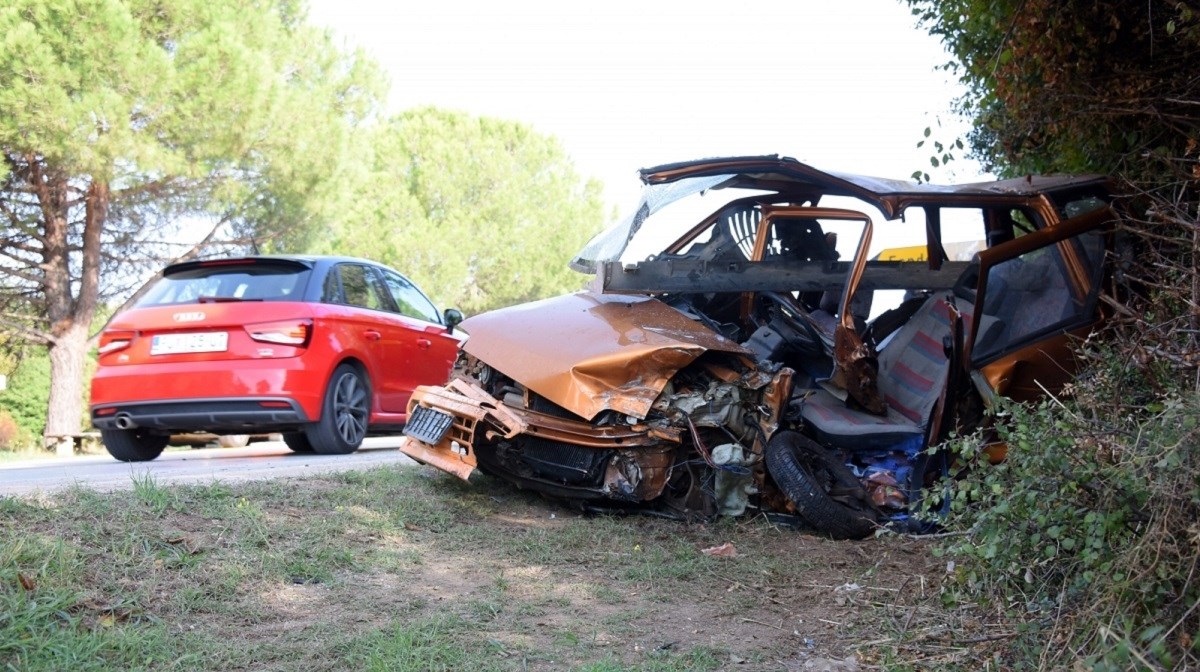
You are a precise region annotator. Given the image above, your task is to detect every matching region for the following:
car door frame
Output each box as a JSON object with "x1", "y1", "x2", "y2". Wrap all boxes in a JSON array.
[
  {"x1": 317, "y1": 261, "x2": 408, "y2": 424},
  {"x1": 964, "y1": 206, "x2": 1115, "y2": 401},
  {"x1": 371, "y1": 266, "x2": 463, "y2": 417}
]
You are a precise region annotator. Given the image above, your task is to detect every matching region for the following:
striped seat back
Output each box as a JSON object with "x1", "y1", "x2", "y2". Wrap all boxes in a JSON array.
[{"x1": 875, "y1": 297, "x2": 961, "y2": 428}]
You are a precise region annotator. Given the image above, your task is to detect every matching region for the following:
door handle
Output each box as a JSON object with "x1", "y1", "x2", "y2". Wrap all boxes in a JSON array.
[
  {"x1": 363, "y1": 330, "x2": 382, "y2": 342},
  {"x1": 416, "y1": 338, "x2": 432, "y2": 349}
]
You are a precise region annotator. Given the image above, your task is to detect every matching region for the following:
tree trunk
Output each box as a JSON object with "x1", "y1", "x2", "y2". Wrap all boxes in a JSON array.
[
  {"x1": 44, "y1": 324, "x2": 90, "y2": 456},
  {"x1": 34, "y1": 167, "x2": 106, "y2": 454}
]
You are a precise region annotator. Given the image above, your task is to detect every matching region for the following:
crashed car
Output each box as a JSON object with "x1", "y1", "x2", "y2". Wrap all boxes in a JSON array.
[{"x1": 399, "y1": 155, "x2": 1116, "y2": 538}]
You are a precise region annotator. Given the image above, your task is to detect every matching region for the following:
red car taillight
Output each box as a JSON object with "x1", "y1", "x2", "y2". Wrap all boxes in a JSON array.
[
  {"x1": 246, "y1": 319, "x2": 312, "y2": 347},
  {"x1": 97, "y1": 330, "x2": 135, "y2": 355}
]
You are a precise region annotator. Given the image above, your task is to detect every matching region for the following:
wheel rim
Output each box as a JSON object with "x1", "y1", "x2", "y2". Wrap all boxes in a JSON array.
[{"x1": 332, "y1": 372, "x2": 368, "y2": 445}]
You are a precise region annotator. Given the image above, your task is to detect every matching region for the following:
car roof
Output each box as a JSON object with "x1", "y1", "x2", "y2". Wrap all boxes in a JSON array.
[
  {"x1": 638, "y1": 155, "x2": 1112, "y2": 219},
  {"x1": 162, "y1": 254, "x2": 390, "y2": 276}
]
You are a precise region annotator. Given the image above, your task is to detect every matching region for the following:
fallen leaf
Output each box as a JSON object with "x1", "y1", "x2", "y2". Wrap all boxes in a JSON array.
[
  {"x1": 17, "y1": 573, "x2": 35, "y2": 591},
  {"x1": 701, "y1": 542, "x2": 738, "y2": 558},
  {"x1": 165, "y1": 535, "x2": 203, "y2": 554}
]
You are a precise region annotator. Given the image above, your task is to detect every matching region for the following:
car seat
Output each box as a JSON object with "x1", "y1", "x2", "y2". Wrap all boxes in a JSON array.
[{"x1": 799, "y1": 294, "x2": 967, "y2": 450}]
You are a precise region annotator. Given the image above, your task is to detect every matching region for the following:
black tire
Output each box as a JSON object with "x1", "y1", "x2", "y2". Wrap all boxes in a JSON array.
[
  {"x1": 765, "y1": 431, "x2": 879, "y2": 540},
  {"x1": 303, "y1": 364, "x2": 369, "y2": 455},
  {"x1": 282, "y1": 432, "x2": 315, "y2": 453},
  {"x1": 101, "y1": 428, "x2": 170, "y2": 462}
]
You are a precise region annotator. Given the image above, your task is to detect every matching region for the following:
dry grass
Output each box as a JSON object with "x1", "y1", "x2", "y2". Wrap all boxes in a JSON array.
[{"x1": 0, "y1": 465, "x2": 963, "y2": 671}]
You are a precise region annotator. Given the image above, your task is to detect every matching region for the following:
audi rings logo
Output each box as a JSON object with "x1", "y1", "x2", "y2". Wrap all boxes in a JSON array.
[{"x1": 173, "y1": 311, "x2": 206, "y2": 323}]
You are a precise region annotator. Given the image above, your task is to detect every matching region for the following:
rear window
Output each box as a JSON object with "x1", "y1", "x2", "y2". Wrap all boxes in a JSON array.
[{"x1": 136, "y1": 263, "x2": 310, "y2": 307}]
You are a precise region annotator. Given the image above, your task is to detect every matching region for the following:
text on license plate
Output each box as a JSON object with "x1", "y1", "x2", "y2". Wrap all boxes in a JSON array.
[{"x1": 150, "y1": 331, "x2": 229, "y2": 355}]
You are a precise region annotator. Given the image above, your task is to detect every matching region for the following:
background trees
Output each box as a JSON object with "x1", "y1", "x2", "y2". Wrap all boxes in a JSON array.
[
  {"x1": 309, "y1": 107, "x2": 607, "y2": 315},
  {"x1": 0, "y1": 3, "x2": 608, "y2": 446},
  {"x1": 0, "y1": 0, "x2": 383, "y2": 448},
  {"x1": 907, "y1": 0, "x2": 1199, "y2": 182}
]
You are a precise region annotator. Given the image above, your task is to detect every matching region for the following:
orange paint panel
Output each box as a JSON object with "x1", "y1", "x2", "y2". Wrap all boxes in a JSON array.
[{"x1": 460, "y1": 292, "x2": 751, "y2": 420}]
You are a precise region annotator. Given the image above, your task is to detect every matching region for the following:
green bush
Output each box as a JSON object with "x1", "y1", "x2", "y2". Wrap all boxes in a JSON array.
[
  {"x1": 0, "y1": 410, "x2": 20, "y2": 449},
  {"x1": 936, "y1": 385, "x2": 1199, "y2": 668},
  {"x1": 0, "y1": 350, "x2": 50, "y2": 448}
]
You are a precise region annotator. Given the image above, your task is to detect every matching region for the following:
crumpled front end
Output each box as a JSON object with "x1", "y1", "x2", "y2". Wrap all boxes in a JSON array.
[
  {"x1": 399, "y1": 377, "x2": 685, "y2": 501},
  {"x1": 397, "y1": 291, "x2": 790, "y2": 511},
  {"x1": 398, "y1": 378, "x2": 528, "y2": 480},
  {"x1": 456, "y1": 292, "x2": 753, "y2": 421}
]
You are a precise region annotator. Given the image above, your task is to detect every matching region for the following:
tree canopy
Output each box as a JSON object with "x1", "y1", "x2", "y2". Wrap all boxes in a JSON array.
[
  {"x1": 309, "y1": 107, "x2": 608, "y2": 315},
  {"x1": 0, "y1": 0, "x2": 383, "y2": 441},
  {"x1": 905, "y1": 0, "x2": 1199, "y2": 183}
]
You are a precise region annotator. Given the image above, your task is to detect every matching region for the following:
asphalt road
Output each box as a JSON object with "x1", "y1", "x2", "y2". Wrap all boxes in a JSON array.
[{"x1": 0, "y1": 437, "x2": 418, "y2": 497}]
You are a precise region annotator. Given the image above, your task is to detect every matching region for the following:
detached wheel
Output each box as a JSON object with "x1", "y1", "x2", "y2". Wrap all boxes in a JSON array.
[
  {"x1": 304, "y1": 364, "x2": 369, "y2": 455},
  {"x1": 282, "y1": 432, "x2": 315, "y2": 453},
  {"x1": 101, "y1": 428, "x2": 169, "y2": 462},
  {"x1": 765, "y1": 431, "x2": 879, "y2": 540}
]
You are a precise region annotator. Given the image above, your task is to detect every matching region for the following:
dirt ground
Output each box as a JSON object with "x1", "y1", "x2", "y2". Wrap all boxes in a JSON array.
[
  {"x1": 236, "y1": 471, "x2": 952, "y2": 670},
  {"x1": 4, "y1": 467, "x2": 962, "y2": 671}
]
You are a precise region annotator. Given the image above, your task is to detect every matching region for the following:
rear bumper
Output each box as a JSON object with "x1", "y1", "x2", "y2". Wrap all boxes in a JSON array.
[
  {"x1": 91, "y1": 398, "x2": 309, "y2": 433},
  {"x1": 90, "y1": 358, "x2": 326, "y2": 421}
]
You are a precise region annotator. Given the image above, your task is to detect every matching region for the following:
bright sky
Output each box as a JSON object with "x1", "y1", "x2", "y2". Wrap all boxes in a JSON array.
[{"x1": 306, "y1": 0, "x2": 984, "y2": 210}]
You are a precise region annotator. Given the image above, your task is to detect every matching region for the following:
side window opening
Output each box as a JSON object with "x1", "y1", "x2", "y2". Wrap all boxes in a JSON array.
[
  {"x1": 332, "y1": 264, "x2": 386, "y2": 311},
  {"x1": 972, "y1": 232, "x2": 1104, "y2": 363},
  {"x1": 381, "y1": 270, "x2": 441, "y2": 323},
  {"x1": 1009, "y1": 208, "x2": 1037, "y2": 236},
  {"x1": 728, "y1": 207, "x2": 763, "y2": 260},
  {"x1": 673, "y1": 204, "x2": 763, "y2": 262}
]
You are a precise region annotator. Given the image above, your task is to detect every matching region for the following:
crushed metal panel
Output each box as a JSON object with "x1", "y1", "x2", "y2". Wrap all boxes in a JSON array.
[
  {"x1": 398, "y1": 379, "x2": 528, "y2": 481},
  {"x1": 459, "y1": 292, "x2": 751, "y2": 421},
  {"x1": 601, "y1": 446, "x2": 675, "y2": 501}
]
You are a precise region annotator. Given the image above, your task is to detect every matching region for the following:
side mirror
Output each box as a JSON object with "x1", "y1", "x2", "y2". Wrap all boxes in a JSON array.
[{"x1": 443, "y1": 308, "x2": 464, "y2": 333}]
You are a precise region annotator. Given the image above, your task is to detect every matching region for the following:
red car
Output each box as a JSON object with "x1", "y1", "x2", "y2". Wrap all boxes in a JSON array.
[{"x1": 90, "y1": 255, "x2": 463, "y2": 461}]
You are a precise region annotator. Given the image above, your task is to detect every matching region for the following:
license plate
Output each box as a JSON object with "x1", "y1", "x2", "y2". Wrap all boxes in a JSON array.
[
  {"x1": 404, "y1": 406, "x2": 454, "y2": 444},
  {"x1": 150, "y1": 331, "x2": 228, "y2": 355}
]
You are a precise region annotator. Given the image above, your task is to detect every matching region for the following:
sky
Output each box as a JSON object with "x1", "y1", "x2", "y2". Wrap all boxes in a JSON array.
[{"x1": 306, "y1": 0, "x2": 983, "y2": 210}]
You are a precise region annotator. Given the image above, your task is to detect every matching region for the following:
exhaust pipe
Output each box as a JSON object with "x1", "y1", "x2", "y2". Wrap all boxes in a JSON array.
[{"x1": 114, "y1": 415, "x2": 136, "y2": 430}]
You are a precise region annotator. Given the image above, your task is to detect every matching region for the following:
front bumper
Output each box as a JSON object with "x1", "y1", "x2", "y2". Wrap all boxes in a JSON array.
[
  {"x1": 398, "y1": 379, "x2": 529, "y2": 480},
  {"x1": 398, "y1": 379, "x2": 683, "y2": 486}
]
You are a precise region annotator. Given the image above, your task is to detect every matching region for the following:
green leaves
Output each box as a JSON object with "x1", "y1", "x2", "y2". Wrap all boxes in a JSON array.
[
  {"x1": 935, "y1": 389, "x2": 1200, "y2": 669},
  {"x1": 0, "y1": 0, "x2": 384, "y2": 241},
  {"x1": 310, "y1": 107, "x2": 607, "y2": 315},
  {"x1": 0, "y1": 0, "x2": 385, "y2": 439},
  {"x1": 902, "y1": 0, "x2": 1200, "y2": 181},
  {"x1": 912, "y1": 119, "x2": 964, "y2": 181}
]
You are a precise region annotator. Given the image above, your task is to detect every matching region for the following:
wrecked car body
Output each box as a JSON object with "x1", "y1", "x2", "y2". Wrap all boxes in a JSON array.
[{"x1": 400, "y1": 155, "x2": 1116, "y2": 538}]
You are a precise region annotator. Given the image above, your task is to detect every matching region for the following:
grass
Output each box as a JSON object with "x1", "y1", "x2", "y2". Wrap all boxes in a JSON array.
[
  {"x1": 0, "y1": 446, "x2": 57, "y2": 463},
  {"x1": 0, "y1": 465, "x2": 944, "y2": 671}
]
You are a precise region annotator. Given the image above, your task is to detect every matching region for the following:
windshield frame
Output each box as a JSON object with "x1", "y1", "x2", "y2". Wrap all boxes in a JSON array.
[{"x1": 570, "y1": 174, "x2": 733, "y2": 273}]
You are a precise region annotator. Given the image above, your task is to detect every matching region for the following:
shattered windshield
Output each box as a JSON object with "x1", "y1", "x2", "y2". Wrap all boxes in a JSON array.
[{"x1": 570, "y1": 174, "x2": 734, "y2": 273}]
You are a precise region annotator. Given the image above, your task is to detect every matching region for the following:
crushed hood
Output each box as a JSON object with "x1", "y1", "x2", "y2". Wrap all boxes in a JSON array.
[{"x1": 461, "y1": 292, "x2": 751, "y2": 421}]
